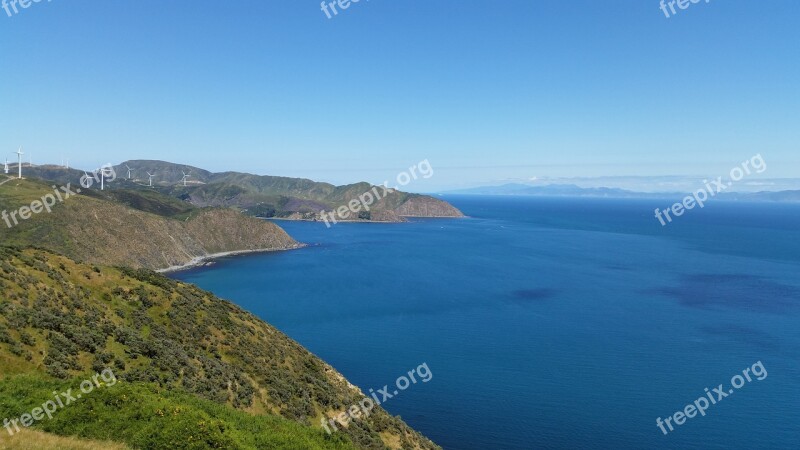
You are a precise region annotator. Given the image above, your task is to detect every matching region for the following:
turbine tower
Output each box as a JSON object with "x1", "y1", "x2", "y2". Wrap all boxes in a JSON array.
[
  {"x1": 125, "y1": 164, "x2": 134, "y2": 180},
  {"x1": 181, "y1": 170, "x2": 190, "y2": 187},
  {"x1": 91, "y1": 167, "x2": 110, "y2": 190},
  {"x1": 146, "y1": 172, "x2": 155, "y2": 187},
  {"x1": 15, "y1": 147, "x2": 23, "y2": 179},
  {"x1": 4, "y1": 159, "x2": 9, "y2": 175}
]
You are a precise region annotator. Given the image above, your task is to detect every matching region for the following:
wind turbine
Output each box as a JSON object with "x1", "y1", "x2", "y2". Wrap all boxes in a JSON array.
[
  {"x1": 90, "y1": 167, "x2": 110, "y2": 190},
  {"x1": 98, "y1": 166, "x2": 113, "y2": 190},
  {"x1": 3, "y1": 159, "x2": 9, "y2": 175},
  {"x1": 146, "y1": 171, "x2": 155, "y2": 187},
  {"x1": 125, "y1": 164, "x2": 134, "y2": 180},
  {"x1": 15, "y1": 147, "x2": 23, "y2": 179},
  {"x1": 181, "y1": 170, "x2": 191, "y2": 187}
]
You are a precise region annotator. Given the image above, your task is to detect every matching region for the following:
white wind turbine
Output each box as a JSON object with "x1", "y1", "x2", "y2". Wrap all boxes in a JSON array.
[
  {"x1": 95, "y1": 166, "x2": 112, "y2": 190},
  {"x1": 15, "y1": 147, "x2": 23, "y2": 179},
  {"x1": 4, "y1": 158, "x2": 9, "y2": 175},
  {"x1": 181, "y1": 170, "x2": 191, "y2": 187},
  {"x1": 125, "y1": 164, "x2": 134, "y2": 180},
  {"x1": 146, "y1": 171, "x2": 155, "y2": 187}
]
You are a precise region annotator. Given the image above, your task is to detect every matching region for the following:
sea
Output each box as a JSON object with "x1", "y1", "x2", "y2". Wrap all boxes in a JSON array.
[{"x1": 172, "y1": 195, "x2": 800, "y2": 449}]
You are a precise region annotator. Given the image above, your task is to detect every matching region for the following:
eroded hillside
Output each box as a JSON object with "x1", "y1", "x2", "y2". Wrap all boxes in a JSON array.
[{"x1": 0, "y1": 178, "x2": 299, "y2": 270}]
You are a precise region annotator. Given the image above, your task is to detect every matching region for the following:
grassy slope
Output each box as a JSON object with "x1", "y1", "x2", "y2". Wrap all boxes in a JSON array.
[
  {"x1": 0, "y1": 428, "x2": 130, "y2": 450},
  {"x1": 0, "y1": 247, "x2": 439, "y2": 450},
  {"x1": 0, "y1": 178, "x2": 298, "y2": 270},
  {"x1": 0, "y1": 376, "x2": 354, "y2": 450}
]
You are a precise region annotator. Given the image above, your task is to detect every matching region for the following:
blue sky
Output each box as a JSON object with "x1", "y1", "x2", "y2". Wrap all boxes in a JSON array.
[{"x1": 1, "y1": 0, "x2": 798, "y2": 190}]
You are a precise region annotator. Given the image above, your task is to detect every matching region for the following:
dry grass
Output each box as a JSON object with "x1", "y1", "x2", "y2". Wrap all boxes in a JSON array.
[{"x1": 0, "y1": 428, "x2": 129, "y2": 450}]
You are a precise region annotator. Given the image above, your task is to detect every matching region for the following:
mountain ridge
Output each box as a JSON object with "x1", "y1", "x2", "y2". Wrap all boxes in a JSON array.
[
  {"x1": 116, "y1": 160, "x2": 464, "y2": 221},
  {"x1": 17, "y1": 161, "x2": 464, "y2": 222}
]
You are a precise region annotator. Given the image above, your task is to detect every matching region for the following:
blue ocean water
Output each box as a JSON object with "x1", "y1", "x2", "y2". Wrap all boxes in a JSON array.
[{"x1": 172, "y1": 196, "x2": 800, "y2": 449}]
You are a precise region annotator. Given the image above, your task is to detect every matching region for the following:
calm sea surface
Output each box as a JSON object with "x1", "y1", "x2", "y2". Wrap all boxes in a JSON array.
[{"x1": 172, "y1": 196, "x2": 800, "y2": 449}]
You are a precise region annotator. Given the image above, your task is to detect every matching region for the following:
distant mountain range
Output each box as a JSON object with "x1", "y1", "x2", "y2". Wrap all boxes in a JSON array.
[
  {"x1": 443, "y1": 183, "x2": 800, "y2": 202},
  {"x1": 445, "y1": 183, "x2": 645, "y2": 197}
]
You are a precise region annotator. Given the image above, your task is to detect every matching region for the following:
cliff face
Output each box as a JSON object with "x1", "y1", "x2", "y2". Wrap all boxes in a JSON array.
[
  {"x1": 183, "y1": 183, "x2": 465, "y2": 222},
  {"x1": 393, "y1": 195, "x2": 464, "y2": 217},
  {"x1": 0, "y1": 179, "x2": 298, "y2": 271},
  {"x1": 56, "y1": 206, "x2": 300, "y2": 270}
]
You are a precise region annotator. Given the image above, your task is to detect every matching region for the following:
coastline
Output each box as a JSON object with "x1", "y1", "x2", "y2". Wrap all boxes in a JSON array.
[
  {"x1": 157, "y1": 243, "x2": 307, "y2": 274},
  {"x1": 266, "y1": 215, "x2": 465, "y2": 223},
  {"x1": 266, "y1": 217, "x2": 407, "y2": 223}
]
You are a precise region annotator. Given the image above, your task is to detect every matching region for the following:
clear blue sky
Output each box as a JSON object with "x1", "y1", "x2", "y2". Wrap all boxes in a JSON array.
[{"x1": 1, "y1": 0, "x2": 798, "y2": 190}]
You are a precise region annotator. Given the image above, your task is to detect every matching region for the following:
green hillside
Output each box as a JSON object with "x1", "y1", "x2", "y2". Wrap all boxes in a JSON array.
[
  {"x1": 0, "y1": 247, "x2": 440, "y2": 450},
  {"x1": 0, "y1": 177, "x2": 299, "y2": 271},
  {"x1": 0, "y1": 376, "x2": 355, "y2": 450},
  {"x1": 18, "y1": 161, "x2": 463, "y2": 222},
  {"x1": 115, "y1": 160, "x2": 463, "y2": 221}
]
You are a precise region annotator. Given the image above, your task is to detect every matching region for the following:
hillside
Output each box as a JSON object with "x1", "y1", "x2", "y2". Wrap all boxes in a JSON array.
[
  {"x1": 0, "y1": 428, "x2": 131, "y2": 450},
  {"x1": 0, "y1": 177, "x2": 299, "y2": 271},
  {"x1": 17, "y1": 162, "x2": 463, "y2": 222},
  {"x1": 0, "y1": 247, "x2": 440, "y2": 450},
  {"x1": 114, "y1": 161, "x2": 464, "y2": 221}
]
